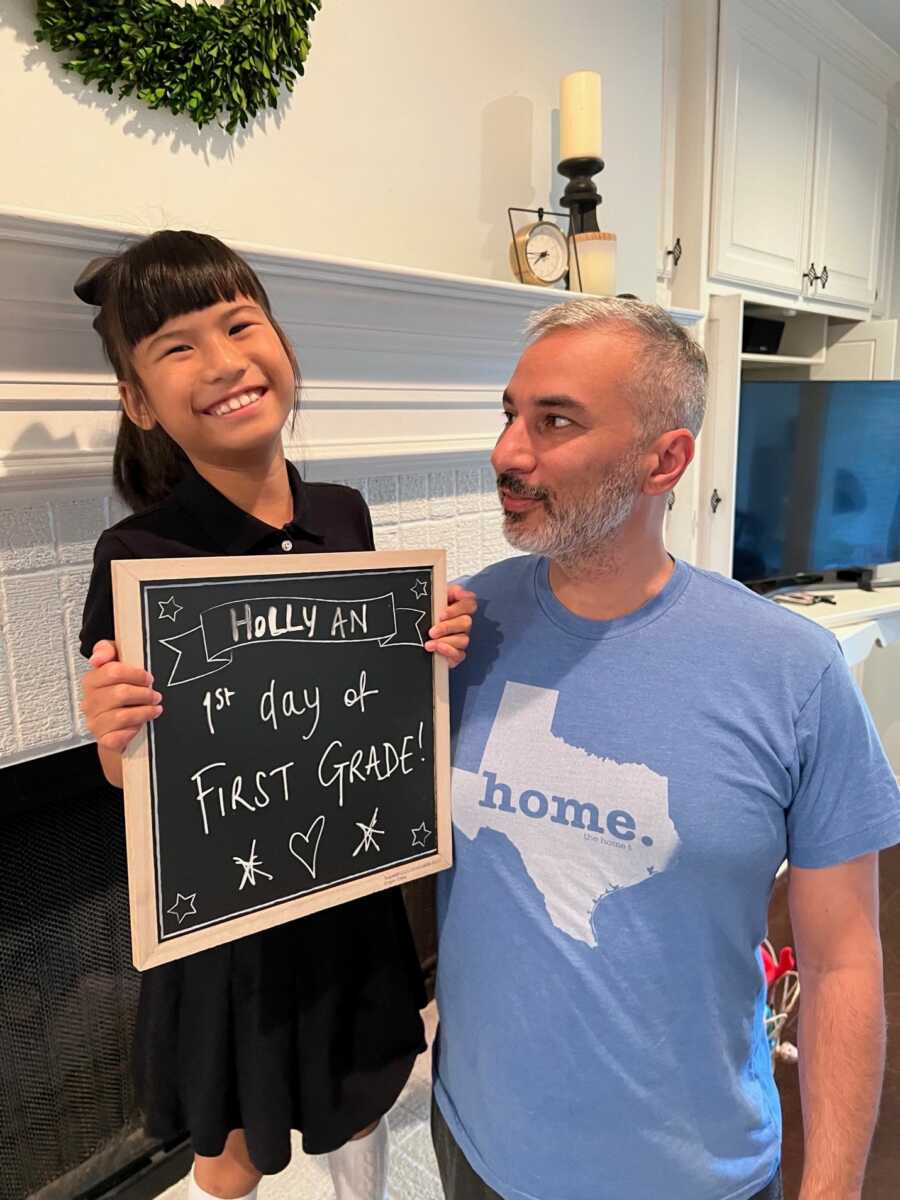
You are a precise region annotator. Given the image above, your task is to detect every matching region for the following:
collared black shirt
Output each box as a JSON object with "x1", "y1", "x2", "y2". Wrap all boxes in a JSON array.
[
  {"x1": 78, "y1": 459, "x2": 427, "y2": 1167},
  {"x1": 80, "y1": 459, "x2": 375, "y2": 657}
]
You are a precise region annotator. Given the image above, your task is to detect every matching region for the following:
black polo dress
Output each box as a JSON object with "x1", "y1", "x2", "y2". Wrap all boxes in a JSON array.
[{"x1": 79, "y1": 460, "x2": 427, "y2": 1173}]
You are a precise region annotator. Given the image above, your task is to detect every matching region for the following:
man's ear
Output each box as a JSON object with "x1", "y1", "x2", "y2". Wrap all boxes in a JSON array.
[
  {"x1": 119, "y1": 381, "x2": 156, "y2": 431},
  {"x1": 644, "y1": 429, "x2": 695, "y2": 497}
]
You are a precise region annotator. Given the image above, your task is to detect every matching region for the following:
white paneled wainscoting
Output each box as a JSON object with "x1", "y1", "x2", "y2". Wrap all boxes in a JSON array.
[{"x1": 0, "y1": 210, "x2": 702, "y2": 768}]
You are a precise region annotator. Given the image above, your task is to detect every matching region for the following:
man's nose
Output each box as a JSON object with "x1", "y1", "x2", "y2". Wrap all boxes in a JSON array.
[{"x1": 492, "y1": 417, "x2": 537, "y2": 476}]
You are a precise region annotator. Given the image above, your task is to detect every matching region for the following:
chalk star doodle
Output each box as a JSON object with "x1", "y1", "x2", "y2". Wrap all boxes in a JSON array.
[
  {"x1": 233, "y1": 839, "x2": 274, "y2": 891},
  {"x1": 158, "y1": 596, "x2": 183, "y2": 622},
  {"x1": 411, "y1": 578, "x2": 429, "y2": 600},
  {"x1": 353, "y1": 808, "x2": 384, "y2": 857},
  {"x1": 411, "y1": 822, "x2": 432, "y2": 848},
  {"x1": 167, "y1": 892, "x2": 197, "y2": 925}
]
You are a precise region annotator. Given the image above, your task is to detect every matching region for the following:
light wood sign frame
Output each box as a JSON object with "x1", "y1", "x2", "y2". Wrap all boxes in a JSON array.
[{"x1": 112, "y1": 549, "x2": 451, "y2": 970}]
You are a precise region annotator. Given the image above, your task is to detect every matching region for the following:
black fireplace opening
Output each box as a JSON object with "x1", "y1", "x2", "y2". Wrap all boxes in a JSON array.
[{"x1": 1, "y1": 746, "x2": 187, "y2": 1200}]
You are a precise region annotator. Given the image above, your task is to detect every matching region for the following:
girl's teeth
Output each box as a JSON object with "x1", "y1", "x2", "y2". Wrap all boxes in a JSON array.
[{"x1": 210, "y1": 390, "x2": 260, "y2": 416}]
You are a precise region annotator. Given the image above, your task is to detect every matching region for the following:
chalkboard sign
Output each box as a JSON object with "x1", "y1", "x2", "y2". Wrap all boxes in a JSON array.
[{"x1": 112, "y1": 550, "x2": 450, "y2": 969}]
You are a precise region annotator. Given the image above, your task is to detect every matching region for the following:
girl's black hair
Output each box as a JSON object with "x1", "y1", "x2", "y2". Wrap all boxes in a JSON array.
[{"x1": 74, "y1": 230, "x2": 299, "y2": 512}]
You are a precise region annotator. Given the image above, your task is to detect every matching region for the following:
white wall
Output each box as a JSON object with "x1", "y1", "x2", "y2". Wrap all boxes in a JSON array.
[{"x1": 0, "y1": 0, "x2": 663, "y2": 299}]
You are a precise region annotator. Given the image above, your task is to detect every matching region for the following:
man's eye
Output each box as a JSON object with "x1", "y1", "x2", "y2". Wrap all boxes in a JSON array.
[
  {"x1": 501, "y1": 411, "x2": 514, "y2": 426},
  {"x1": 546, "y1": 415, "x2": 572, "y2": 430}
]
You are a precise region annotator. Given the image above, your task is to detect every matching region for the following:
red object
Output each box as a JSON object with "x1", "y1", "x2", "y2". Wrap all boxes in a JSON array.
[{"x1": 761, "y1": 944, "x2": 796, "y2": 987}]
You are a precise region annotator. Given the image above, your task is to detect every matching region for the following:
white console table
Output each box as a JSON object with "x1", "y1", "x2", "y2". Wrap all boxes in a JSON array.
[{"x1": 789, "y1": 587, "x2": 900, "y2": 673}]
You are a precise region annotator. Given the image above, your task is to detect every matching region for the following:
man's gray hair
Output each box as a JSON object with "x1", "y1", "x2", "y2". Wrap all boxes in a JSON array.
[{"x1": 525, "y1": 297, "x2": 707, "y2": 440}]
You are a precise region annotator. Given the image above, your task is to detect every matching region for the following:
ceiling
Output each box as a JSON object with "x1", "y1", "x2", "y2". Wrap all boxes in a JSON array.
[{"x1": 837, "y1": 0, "x2": 900, "y2": 55}]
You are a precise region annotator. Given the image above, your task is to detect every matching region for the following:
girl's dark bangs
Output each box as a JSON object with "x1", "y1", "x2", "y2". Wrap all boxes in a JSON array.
[{"x1": 115, "y1": 232, "x2": 270, "y2": 347}]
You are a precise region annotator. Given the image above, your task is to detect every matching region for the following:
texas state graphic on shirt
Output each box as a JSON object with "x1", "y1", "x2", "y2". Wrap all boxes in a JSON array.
[{"x1": 452, "y1": 681, "x2": 681, "y2": 947}]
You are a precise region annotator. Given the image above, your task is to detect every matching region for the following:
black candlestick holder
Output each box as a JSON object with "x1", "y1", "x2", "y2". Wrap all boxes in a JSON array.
[{"x1": 558, "y1": 155, "x2": 604, "y2": 235}]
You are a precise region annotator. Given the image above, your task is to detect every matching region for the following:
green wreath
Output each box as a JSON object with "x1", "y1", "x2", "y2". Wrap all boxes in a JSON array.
[{"x1": 35, "y1": 1, "x2": 322, "y2": 134}]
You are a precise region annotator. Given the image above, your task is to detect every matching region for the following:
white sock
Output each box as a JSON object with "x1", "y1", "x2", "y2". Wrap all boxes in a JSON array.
[
  {"x1": 188, "y1": 1167, "x2": 258, "y2": 1200},
  {"x1": 326, "y1": 1118, "x2": 389, "y2": 1200}
]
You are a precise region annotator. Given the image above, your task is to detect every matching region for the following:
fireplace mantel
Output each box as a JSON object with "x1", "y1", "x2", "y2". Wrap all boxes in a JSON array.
[{"x1": 0, "y1": 208, "x2": 700, "y2": 487}]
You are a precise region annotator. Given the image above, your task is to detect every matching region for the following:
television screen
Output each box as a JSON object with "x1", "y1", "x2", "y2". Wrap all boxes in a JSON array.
[{"x1": 733, "y1": 380, "x2": 900, "y2": 584}]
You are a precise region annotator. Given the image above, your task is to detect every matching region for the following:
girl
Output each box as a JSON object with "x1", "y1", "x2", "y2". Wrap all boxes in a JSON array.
[{"x1": 77, "y1": 230, "x2": 475, "y2": 1200}]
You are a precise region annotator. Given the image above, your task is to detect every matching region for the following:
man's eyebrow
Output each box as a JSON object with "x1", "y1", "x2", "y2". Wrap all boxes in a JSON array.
[
  {"x1": 535, "y1": 395, "x2": 589, "y2": 413},
  {"x1": 501, "y1": 390, "x2": 588, "y2": 414}
]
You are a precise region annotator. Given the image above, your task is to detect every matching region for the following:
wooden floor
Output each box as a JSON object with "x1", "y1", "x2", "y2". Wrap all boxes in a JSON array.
[{"x1": 767, "y1": 843, "x2": 900, "y2": 1198}]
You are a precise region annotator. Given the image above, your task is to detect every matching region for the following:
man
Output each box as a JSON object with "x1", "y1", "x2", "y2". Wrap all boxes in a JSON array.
[{"x1": 432, "y1": 298, "x2": 900, "y2": 1200}]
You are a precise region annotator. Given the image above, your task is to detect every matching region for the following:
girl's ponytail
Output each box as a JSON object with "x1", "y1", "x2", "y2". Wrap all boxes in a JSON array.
[{"x1": 112, "y1": 420, "x2": 190, "y2": 513}]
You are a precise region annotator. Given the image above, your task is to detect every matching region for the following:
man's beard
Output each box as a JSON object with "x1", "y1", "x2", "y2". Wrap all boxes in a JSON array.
[{"x1": 497, "y1": 455, "x2": 641, "y2": 569}]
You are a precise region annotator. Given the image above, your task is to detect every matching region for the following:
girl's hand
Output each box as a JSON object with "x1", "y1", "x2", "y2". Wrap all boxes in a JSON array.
[
  {"x1": 80, "y1": 639, "x2": 163, "y2": 753},
  {"x1": 424, "y1": 585, "x2": 477, "y2": 668}
]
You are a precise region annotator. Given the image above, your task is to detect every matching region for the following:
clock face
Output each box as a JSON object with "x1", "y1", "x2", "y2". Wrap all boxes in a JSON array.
[{"x1": 524, "y1": 222, "x2": 568, "y2": 284}]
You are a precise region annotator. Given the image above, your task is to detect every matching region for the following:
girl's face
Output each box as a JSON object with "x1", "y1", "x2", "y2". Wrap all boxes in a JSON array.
[{"x1": 120, "y1": 296, "x2": 296, "y2": 466}]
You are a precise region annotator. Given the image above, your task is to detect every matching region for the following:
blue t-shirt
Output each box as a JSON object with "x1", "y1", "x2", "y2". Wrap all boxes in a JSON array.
[{"x1": 435, "y1": 555, "x2": 900, "y2": 1200}]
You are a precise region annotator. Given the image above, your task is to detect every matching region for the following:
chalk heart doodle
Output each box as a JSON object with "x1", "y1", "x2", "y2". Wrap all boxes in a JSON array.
[
  {"x1": 159, "y1": 593, "x2": 426, "y2": 686},
  {"x1": 289, "y1": 815, "x2": 326, "y2": 879}
]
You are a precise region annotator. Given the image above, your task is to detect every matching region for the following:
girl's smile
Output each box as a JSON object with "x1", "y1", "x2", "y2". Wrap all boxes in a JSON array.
[{"x1": 202, "y1": 386, "x2": 267, "y2": 418}]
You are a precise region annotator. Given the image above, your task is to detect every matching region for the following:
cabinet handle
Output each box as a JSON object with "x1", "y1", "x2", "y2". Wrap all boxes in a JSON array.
[
  {"x1": 802, "y1": 262, "x2": 821, "y2": 286},
  {"x1": 665, "y1": 237, "x2": 682, "y2": 267},
  {"x1": 819, "y1": 264, "x2": 828, "y2": 290},
  {"x1": 710, "y1": 488, "x2": 723, "y2": 514}
]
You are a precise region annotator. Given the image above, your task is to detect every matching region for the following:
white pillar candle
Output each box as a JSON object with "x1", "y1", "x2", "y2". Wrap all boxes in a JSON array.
[
  {"x1": 560, "y1": 71, "x2": 603, "y2": 160},
  {"x1": 569, "y1": 232, "x2": 616, "y2": 296}
]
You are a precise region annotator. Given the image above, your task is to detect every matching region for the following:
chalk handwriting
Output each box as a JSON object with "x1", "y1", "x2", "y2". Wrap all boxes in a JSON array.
[
  {"x1": 191, "y1": 760, "x2": 295, "y2": 837},
  {"x1": 230, "y1": 601, "x2": 318, "y2": 644},
  {"x1": 317, "y1": 733, "x2": 418, "y2": 807},
  {"x1": 343, "y1": 670, "x2": 379, "y2": 714},
  {"x1": 202, "y1": 686, "x2": 235, "y2": 736},
  {"x1": 259, "y1": 679, "x2": 321, "y2": 741},
  {"x1": 330, "y1": 603, "x2": 369, "y2": 639}
]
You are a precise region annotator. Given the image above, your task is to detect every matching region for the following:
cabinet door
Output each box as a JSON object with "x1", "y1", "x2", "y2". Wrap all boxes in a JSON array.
[
  {"x1": 872, "y1": 124, "x2": 899, "y2": 319},
  {"x1": 808, "y1": 68, "x2": 886, "y2": 309},
  {"x1": 810, "y1": 319, "x2": 898, "y2": 381},
  {"x1": 710, "y1": 0, "x2": 819, "y2": 296},
  {"x1": 695, "y1": 294, "x2": 743, "y2": 575}
]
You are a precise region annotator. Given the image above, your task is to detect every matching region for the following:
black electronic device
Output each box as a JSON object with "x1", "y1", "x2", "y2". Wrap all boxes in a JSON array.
[
  {"x1": 741, "y1": 316, "x2": 785, "y2": 356},
  {"x1": 733, "y1": 381, "x2": 900, "y2": 590}
]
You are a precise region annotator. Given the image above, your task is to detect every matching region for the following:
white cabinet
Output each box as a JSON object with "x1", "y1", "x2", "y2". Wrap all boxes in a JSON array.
[
  {"x1": 808, "y1": 68, "x2": 886, "y2": 307},
  {"x1": 872, "y1": 120, "x2": 900, "y2": 319},
  {"x1": 810, "y1": 319, "x2": 898, "y2": 382},
  {"x1": 710, "y1": 0, "x2": 888, "y2": 311},
  {"x1": 711, "y1": 0, "x2": 818, "y2": 296}
]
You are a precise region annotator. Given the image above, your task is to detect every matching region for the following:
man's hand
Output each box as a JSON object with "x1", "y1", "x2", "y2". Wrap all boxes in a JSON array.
[{"x1": 424, "y1": 585, "x2": 476, "y2": 667}]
